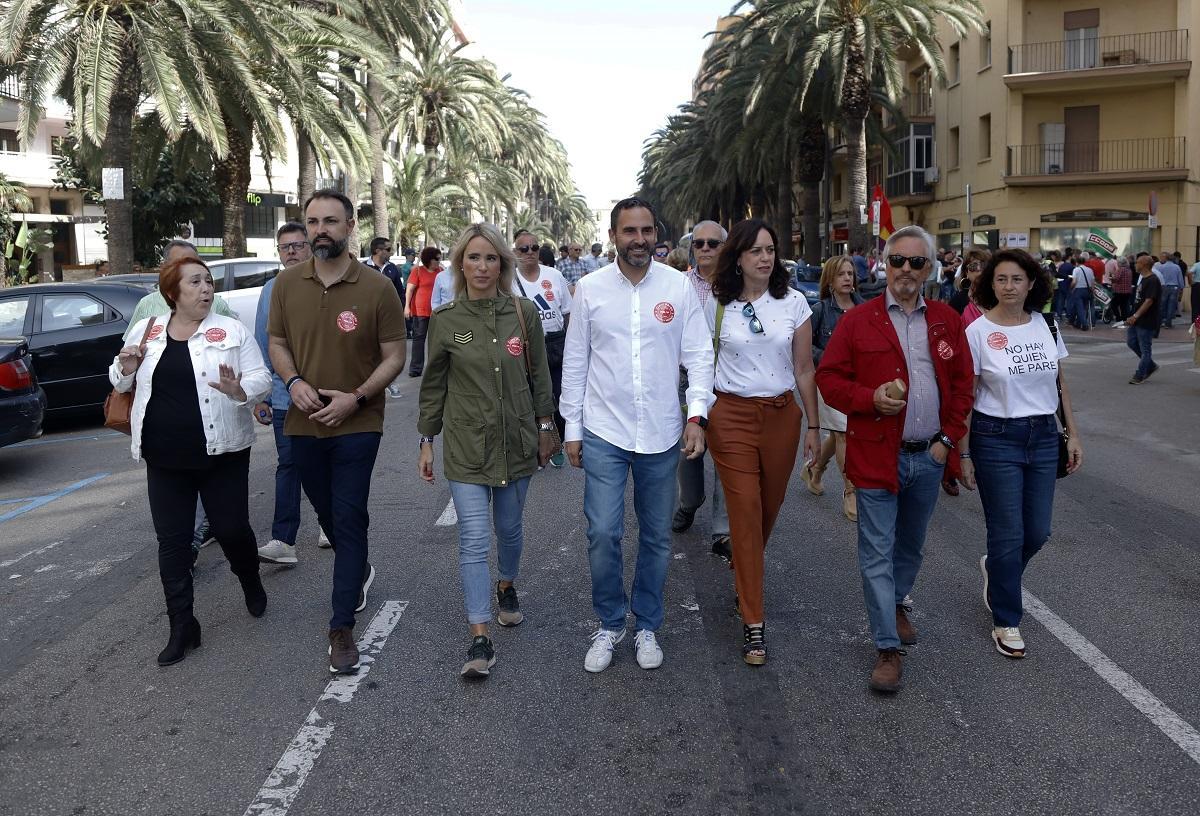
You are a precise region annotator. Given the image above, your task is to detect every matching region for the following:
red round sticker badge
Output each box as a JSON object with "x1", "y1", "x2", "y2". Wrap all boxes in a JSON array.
[
  {"x1": 540, "y1": 279, "x2": 553, "y2": 289},
  {"x1": 545, "y1": 292, "x2": 555, "y2": 302},
  {"x1": 505, "y1": 336, "x2": 524, "y2": 357},
  {"x1": 653, "y1": 302, "x2": 675, "y2": 323},
  {"x1": 204, "y1": 327, "x2": 226, "y2": 343},
  {"x1": 337, "y1": 311, "x2": 359, "y2": 332},
  {"x1": 986, "y1": 331, "x2": 1008, "y2": 350},
  {"x1": 147, "y1": 325, "x2": 164, "y2": 341},
  {"x1": 936, "y1": 339, "x2": 954, "y2": 360}
]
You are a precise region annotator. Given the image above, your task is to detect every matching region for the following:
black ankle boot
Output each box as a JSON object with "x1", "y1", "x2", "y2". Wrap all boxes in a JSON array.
[
  {"x1": 157, "y1": 616, "x2": 201, "y2": 666},
  {"x1": 239, "y1": 573, "x2": 267, "y2": 617}
]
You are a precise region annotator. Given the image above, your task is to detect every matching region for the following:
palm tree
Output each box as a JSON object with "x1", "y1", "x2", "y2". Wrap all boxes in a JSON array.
[
  {"x1": 0, "y1": 171, "x2": 31, "y2": 214},
  {"x1": 387, "y1": 150, "x2": 470, "y2": 247}
]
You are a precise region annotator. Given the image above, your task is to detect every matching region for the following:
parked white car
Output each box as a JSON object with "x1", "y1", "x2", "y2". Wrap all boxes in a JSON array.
[{"x1": 206, "y1": 257, "x2": 280, "y2": 338}]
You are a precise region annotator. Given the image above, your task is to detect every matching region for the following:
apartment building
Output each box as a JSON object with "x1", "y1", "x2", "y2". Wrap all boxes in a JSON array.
[{"x1": 866, "y1": 0, "x2": 1198, "y2": 259}]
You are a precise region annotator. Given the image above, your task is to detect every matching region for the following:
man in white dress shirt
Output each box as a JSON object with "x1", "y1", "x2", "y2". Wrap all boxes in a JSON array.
[{"x1": 561, "y1": 197, "x2": 714, "y2": 673}]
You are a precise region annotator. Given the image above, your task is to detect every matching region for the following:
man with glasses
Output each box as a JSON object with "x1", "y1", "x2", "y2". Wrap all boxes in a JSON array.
[
  {"x1": 653, "y1": 242, "x2": 671, "y2": 263},
  {"x1": 561, "y1": 198, "x2": 713, "y2": 674},
  {"x1": 816, "y1": 224, "x2": 973, "y2": 694},
  {"x1": 557, "y1": 242, "x2": 591, "y2": 292},
  {"x1": 671, "y1": 220, "x2": 732, "y2": 560},
  {"x1": 513, "y1": 229, "x2": 572, "y2": 467},
  {"x1": 254, "y1": 222, "x2": 328, "y2": 564}
]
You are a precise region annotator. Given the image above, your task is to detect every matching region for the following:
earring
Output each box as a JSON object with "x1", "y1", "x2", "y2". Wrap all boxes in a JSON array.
[{"x1": 735, "y1": 265, "x2": 743, "y2": 276}]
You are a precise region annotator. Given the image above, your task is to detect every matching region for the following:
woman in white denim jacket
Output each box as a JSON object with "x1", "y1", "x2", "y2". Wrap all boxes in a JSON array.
[{"x1": 109, "y1": 257, "x2": 271, "y2": 666}]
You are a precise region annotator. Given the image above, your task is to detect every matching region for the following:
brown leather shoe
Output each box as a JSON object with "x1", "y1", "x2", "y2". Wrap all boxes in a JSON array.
[
  {"x1": 328, "y1": 627, "x2": 360, "y2": 675},
  {"x1": 896, "y1": 605, "x2": 918, "y2": 645},
  {"x1": 869, "y1": 648, "x2": 903, "y2": 693}
]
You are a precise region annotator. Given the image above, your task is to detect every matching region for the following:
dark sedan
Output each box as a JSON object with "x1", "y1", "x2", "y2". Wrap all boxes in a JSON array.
[
  {"x1": 0, "y1": 337, "x2": 45, "y2": 447},
  {"x1": 0, "y1": 280, "x2": 154, "y2": 414}
]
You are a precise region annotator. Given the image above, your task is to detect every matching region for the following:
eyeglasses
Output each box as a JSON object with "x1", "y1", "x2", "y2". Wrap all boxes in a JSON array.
[
  {"x1": 966, "y1": 261, "x2": 982, "y2": 271},
  {"x1": 887, "y1": 254, "x2": 929, "y2": 270},
  {"x1": 277, "y1": 241, "x2": 309, "y2": 252},
  {"x1": 694, "y1": 239, "x2": 723, "y2": 250},
  {"x1": 515, "y1": 245, "x2": 539, "y2": 254},
  {"x1": 742, "y1": 302, "x2": 764, "y2": 335},
  {"x1": 654, "y1": 250, "x2": 670, "y2": 258}
]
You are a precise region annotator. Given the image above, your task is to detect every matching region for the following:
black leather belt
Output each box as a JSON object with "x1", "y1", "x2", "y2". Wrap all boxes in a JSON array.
[{"x1": 900, "y1": 439, "x2": 931, "y2": 453}]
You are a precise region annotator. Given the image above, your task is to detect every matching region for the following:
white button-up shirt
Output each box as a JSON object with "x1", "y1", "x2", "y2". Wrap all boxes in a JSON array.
[{"x1": 560, "y1": 261, "x2": 713, "y2": 454}]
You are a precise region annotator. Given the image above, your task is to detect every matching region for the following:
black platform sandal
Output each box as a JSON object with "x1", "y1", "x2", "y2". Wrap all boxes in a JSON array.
[{"x1": 742, "y1": 623, "x2": 766, "y2": 666}]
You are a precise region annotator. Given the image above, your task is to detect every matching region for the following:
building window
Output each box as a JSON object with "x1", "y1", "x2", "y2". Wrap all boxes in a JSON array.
[
  {"x1": 1064, "y1": 9, "x2": 1099, "y2": 70},
  {"x1": 243, "y1": 202, "x2": 277, "y2": 240},
  {"x1": 50, "y1": 136, "x2": 66, "y2": 156},
  {"x1": 979, "y1": 114, "x2": 991, "y2": 160},
  {"x1": 949, "y1": 42, "x2": 960, "y2": 85},
  {"x1": 833, "y1": 173, "x2": 843, "y2": 202},
  {"x1": 949, "y1": 127, "x2": 960, "y2": 168},
  {"x1": 0, "y1": 129, "x2": 19, "y2": 153},
  {"x1": 980, "y1": 22, "x2": 992, "y2": 68}
]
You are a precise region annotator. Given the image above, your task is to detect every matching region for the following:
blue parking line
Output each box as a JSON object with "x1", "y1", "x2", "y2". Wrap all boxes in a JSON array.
[
  {"x1": 9, "y1": 431, "x2": 122, "y2": 449},
  {"x1": 0, "y1": 473, "x2": 110, "y2": 523}
]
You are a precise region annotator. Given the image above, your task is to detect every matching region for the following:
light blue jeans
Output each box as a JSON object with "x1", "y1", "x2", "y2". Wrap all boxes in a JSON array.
[
  {"x1": 582, "y1": 429, "x2": 678, "y2": 632},
  {"x1": 855, "y1": 450, "x2": 943, "y2": 649},
  {"x1": 449, "y1": 478, "x2": 531, "y2": 625}
]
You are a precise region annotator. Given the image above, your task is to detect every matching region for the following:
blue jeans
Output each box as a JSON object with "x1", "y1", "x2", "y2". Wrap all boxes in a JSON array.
[
  {"x1": 1126, "y1": 325, "x2": 1156, "y2": 379},
  {"x1": 270, "y1": 409, "x2": 301, "y2": 545},
  {"x1": 1161, "y1": 285, "x2": 1180, "y2": 327},
  {"x1": 582, "y1": 429, "x2": 677, "y2": 632},
  {"x1": 855, "y1": 450, "x2": 943, "y2": 649},
  {"x1": 970, "y1": 412, "x2": 1058, "y2": 628},
  {"x1": 290, "y1": 432, "x2": 381, "y2": 630},
  {"x1": 1052, "y1": 285, "x2": 1069, "y2": 318},
  {"x1": 1069, "y1": 288, "x2": 1092, "y2": 328},
  {"x1": 449, "y1": 478, "x2": 531, "y2": 625}
]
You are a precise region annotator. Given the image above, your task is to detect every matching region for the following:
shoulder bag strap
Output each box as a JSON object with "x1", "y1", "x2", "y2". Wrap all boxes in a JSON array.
[
  {"x1": 1041, "y1": 312, "x2": 1067, "y2": 429},
  {"x1": 712, "y1": 301, "x2": 724, "y2": 366},
  {"x1": 514, "y1": 273, "x2": 529, "y2": 299},
  {"x1": 509, "y1": 295, "x2": 534, "y2": 384}
]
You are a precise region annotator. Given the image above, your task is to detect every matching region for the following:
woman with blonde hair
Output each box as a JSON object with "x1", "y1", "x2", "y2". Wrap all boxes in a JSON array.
[
  {"x1": 801, "y1": 254, "x2": 863, "y2": 520},
  {"x1": 418, "y1": 223, "x2": 557, "y2": 679}
]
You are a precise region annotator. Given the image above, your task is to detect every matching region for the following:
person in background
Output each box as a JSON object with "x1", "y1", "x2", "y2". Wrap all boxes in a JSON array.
[
  {"x1": 400, "y1": 248, "x2": 417, "y2": 339},
  {"x1": 1068, "y1": 253, "x2": 1095, "y2": 331},
  {"x1": 1190, "y1": 257, "x2": 1200, "y2": 327},
  {"x1": 365, "y1": 237, "x2": 406, "y2": 397},
  {"x1": 254, "y1": 222, "x2": 327, "y2": 565},
  {"x1": 664, "y1": 247, "x2": 689, "y2": 272},
  {"x1": 960, "y1": 250, "x2": 1081, "y2": 659},
  {"x1": 706, "y1": 219, "x2": 820, "y2": 666},
  {"x1": 557, "y1": 242, "x2": 591, "y2": 291},
  {"x1": 1153, "y1": 250, "x2": 1185, "y2": 328},
  {"x1": 430, "y1": 262, "x2": 455, "y2": 310},
  {"x1": 948, "y1": 248, "x2": 990, "y2": 325},
  {"x1": 653, "y1": 241, "x2": 671, "y2": 263},
  {"x1": 605, "y1": 248, "x2": 616, "y2": 265},
  {"x1": 95, "y1": 259, "x2": 110, "y2": 277},
  {"x1": 1127, "y1": 255, "x2": 1162, "y2": 384},
  {"x1": 851, "y1": 247, "x2": 869, "y2": 283},
  {"x1": 539, "y1": 244, "x2": 558, "y2": 270},
  {"x1": 404, "y1": 246, "x2": 441, "y2": 377},
  {"x1": 1110, "y1": 257, "x2": 1133, "y2": 324},
  {"x1": 585, "y1": 243, "x2": 605, "y2": 273},
  {"x1": 419, "y1": 223, "x2": 556, "y2": 679},
  {"x1": 805, "y1": 254, "x2": 863, "y2": 521},
  {"x1": 109, "y1": 256, "x2": 271, "y2": 666}
]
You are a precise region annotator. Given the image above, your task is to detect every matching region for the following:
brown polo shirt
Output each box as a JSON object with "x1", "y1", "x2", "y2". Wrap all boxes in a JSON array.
[{"x1": 268, "y1": 253, "x2": 405, "y2": 437}]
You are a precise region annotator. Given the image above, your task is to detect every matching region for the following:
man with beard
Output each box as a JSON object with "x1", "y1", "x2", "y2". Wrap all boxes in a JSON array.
[
  {"x1": 816, "y1": 225, "x2": 973, "y2": 694},
  {"x1": 267, "y1": 190, "x2": 406, "y2": 674},
  {"x1": 561, "y1": 198, "x2": 713, "y2": 674}
]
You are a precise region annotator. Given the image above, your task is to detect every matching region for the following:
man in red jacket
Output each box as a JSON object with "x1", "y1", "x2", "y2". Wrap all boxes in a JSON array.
[{"x1": 815, "y1": 225, "x2": 974, "y2": 694}]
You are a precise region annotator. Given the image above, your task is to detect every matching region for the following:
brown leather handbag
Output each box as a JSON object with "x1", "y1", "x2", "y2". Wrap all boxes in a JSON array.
[{"x1": 104, "y1": 316, "x2": 157, "y2": 434}]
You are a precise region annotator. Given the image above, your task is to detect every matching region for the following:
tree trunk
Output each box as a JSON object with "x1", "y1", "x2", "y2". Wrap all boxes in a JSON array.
[
  {"x1": 775, "y1": 155, "x2": 794, "y2": 259},
  {"x1": 750, "y1": 183, "x2": 768, "y2": 221},
  {"x1": 214, "y1": 113, "x2": 251, "y2": 259},
  {"x1": 297, "y1": 129, "x2": 316, "y2": 207},
  {"x1": 796, "y1": 117, "x2": 827, "y2": 265},
  {"x1": 367, "y1": 75, "x2": 389, "y2": 242},
  {"x1": 345, "y1": 171, "x2": 360, "y2": 255},
  {"x1": 101, "y1": 45, "x2": 140, "y2": 274},
  {"x1": 842, "y1": 36, "x2": 872, "y2": 254}
]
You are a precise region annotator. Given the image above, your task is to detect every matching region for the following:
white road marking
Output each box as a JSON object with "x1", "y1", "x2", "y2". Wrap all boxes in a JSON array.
[
  {"x1": 243, "y1": 600, "x2": 409, "y2": 816},
  {"x1": 435, "y1": 499, "x2": 457, "y2": 526},
  {"x1": 1024, "y1": 590, "x2": 1200, "y2": 765},
  {"x1": 0, "y1": 541, "x2": 63, "y2": 568}
]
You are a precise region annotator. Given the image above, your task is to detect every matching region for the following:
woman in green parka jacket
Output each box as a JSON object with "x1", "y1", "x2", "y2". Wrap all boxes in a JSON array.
[{"x1": 418, "y1": 222, "x2": 556, "y2": 680}]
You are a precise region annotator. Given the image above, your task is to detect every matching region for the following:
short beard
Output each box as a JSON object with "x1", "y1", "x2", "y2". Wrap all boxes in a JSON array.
[
  {"x1": 313, "y1": 237, "x2": 348, "y2": 260},
  {"x1": 618, "y1": 245, "x2": 651, "y2": 269}
]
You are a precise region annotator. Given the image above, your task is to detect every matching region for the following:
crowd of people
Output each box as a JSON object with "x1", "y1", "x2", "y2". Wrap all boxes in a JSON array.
[{"x1": 111, "y1": 193, "x2": 1094, "y2": 694}]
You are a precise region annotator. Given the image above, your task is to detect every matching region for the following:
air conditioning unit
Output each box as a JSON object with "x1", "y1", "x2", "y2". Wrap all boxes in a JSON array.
[{"x1": 923, "y1": 166, "x2": 940, "y2": 184}]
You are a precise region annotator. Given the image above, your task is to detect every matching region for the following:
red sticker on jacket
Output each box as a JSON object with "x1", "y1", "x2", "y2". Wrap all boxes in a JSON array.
[
  {"x1": 986, "y1": 331, "x2": 1008, "y2": 350},
  {"x1": 204, "y1": 328, "x2": 226, "y2": 343},
  {"x1": 505, "y1": 336, "x2": 524, "y2": 356},
  {"x1": 654, "y1": 302, "x2": 675, "y2": 323},
  {"x1": 337, "y1": 311, "x2": 358, "y2": 332},
  {"x1": 937, "y1": 339, "x2": 954, "y2": 360},
  {"x1": 147, "y1": 325, "x2": 164, "y2": 341}
]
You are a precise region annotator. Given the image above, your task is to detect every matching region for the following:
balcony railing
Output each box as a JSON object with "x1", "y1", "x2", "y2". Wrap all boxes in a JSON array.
[
  {"x1": 885, "y1": 171, "x2": 933, "y2": 200},
  {"x1": 1008, "y1": 30, "x2": 1188, "y2": 75},
  {"x1": 0, "y1": 75, "x2": 18, "y2": 99},
  {"x1": 1006, "y1": 136, "x2": 1185, "y2": 177}
]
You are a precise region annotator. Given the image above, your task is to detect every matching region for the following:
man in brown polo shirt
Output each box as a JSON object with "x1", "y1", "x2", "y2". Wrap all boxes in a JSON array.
[{"x1": 268, "y1": 189, "x2": 406, "y2": 674}]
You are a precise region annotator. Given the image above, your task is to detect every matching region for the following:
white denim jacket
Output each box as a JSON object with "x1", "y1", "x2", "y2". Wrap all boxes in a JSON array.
[{"x1": 108, "y1": 312, "x2": 271, "y2": 461}]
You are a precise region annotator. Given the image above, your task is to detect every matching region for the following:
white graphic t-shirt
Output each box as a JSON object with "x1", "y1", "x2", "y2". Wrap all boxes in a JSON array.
[
  {"x1": 511, "y1": 264, "x2": 572, "y2": 334},
  {"x1": 966, "y1": 313, "x2": 1068, "y2": 418}
]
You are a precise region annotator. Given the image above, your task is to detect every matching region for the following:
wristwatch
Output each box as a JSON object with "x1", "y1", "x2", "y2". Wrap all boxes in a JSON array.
[
  {"x1": 537, "y1": 421, "x2": 556, "y2": 434},
  {"x1": 354, "y1": 389, "x2": 368, "y2": 408},
  {"x1": 687, "y1": 416, "x2": 709, "y2": 429},
  {"x1": 931, "y1": 431, "x2": 954, "y2": 450},
  {"x1": 419, "y1": 435, "x2": 436, "y2": 446}
]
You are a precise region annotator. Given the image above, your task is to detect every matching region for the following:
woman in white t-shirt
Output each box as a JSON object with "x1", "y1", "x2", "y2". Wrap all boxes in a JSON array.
[
  {"x1": 960, "y1": 250, "x2": 1082, "y2": 660},
  {"x1": 705, "y1": 219, "x2": 820, "y2": 666}
]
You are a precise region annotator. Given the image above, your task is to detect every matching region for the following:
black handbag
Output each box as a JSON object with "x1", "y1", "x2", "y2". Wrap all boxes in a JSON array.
[{"x1": 1041, "y1": 313, "x2": 1071, "y2": 478}]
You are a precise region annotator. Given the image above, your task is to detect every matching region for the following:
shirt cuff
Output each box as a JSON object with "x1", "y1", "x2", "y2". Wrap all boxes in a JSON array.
[
  {"x1": 685, "y1": 399, "x2": 709, "y2": 421},
  {"x1": 564, "y1": 420, "x2": 583, "y2": 443}
]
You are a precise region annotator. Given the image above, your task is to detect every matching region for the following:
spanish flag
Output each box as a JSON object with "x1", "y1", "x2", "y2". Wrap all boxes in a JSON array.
[{"x1": 872, "y1": 185, "x2": 894, "y2": 246}]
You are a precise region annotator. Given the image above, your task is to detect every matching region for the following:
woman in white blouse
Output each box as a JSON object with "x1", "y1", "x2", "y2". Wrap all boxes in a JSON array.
[
  {"x1": 706, "y1": 218, "x2": 820, "y2": 666},
  {"x1": 959, "y1": 250, "x2": 1082, "y2": 659}
]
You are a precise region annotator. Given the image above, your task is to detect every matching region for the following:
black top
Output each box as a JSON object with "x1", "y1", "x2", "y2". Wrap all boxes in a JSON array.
[
  {"x1": 1132, "y1": 274, "x2": 1162, "y2": 330},
  {"x1": 141, "y1": 336, "x2": 209, "y2": 469}
]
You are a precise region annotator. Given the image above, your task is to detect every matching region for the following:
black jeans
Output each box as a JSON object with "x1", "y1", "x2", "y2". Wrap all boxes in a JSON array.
[
  {"x1": 409, "y1": 316, "x2": 430, "y2": 375},
  {"x1": 1191, "y1": 283, "x2": 1200, "y2": 326},
  {"x1": 146, "y1": 449, "x2": 259, "y2": 620},
  {"x1": 545, "y1": 330, "x2": 566, "y2": 437}
]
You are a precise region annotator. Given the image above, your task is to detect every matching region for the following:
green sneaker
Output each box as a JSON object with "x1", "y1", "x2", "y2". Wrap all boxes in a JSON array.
[{"x1": 549, "y1": 451, "x2": 566, "y2": 468}]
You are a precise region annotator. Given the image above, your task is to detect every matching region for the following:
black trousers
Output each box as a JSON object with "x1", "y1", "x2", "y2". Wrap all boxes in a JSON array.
[
  {"x1": 545, "y1": 330, "x2": 566, "y2": 438},
  {"x1": 146, "y1": 448, "x2": 258, "y2": 619},
  {"x1": 409, "y1": 316, "x2": 430, "y2": 375},
  {"x1": 1192, "y1": 283, "x2": 1200, "y2": 326}
]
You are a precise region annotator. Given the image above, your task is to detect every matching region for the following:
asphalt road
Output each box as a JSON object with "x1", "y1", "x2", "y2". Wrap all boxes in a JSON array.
[{"x1": 1, "y1": 325, "x2": 1199, "y2": 815}]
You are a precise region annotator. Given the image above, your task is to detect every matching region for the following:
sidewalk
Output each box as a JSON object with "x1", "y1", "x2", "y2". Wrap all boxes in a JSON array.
[{"x1": 1060, "y1": 320, "x2": 1195, "y2": 345}]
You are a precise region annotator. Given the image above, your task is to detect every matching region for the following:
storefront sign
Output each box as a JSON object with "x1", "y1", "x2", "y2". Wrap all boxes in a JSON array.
[{"x1": 1002, "y1": 232, "x2": 1029, "y2": 248}]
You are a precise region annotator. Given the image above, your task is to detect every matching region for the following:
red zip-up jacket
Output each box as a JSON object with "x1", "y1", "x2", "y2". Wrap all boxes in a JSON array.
[{"x1": 815, "y1": 294, "x2": 974, "y2": 493}]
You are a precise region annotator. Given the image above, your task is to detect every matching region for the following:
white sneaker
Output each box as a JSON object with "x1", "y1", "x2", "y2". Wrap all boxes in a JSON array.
[
  {"x1": 993, "y1": 626, "x2": 1026, "y2": 658},
  {"x1": 386, "y1": 384, "x2": 402, "y2": 398},
  {"x1": 980, "y1": 555, "x2": 991, "y2": 612},
  {"x1": 258, "y1": 539, "x2": 298, "y2": 565},
  {"x1": 634, "y1": 629, "x2": 663, "y2": 670},
  {"x1": 584, "y1": 628, "x2": 626, "y2": 673},
  {"x1": 317, "y1": 528, "x2": 332, "y2": 549}
]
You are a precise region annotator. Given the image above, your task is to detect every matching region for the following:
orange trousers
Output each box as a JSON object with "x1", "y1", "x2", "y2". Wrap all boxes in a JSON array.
[{"x1": 707, "y1": 390, "x2": 802, "y2": 624}]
